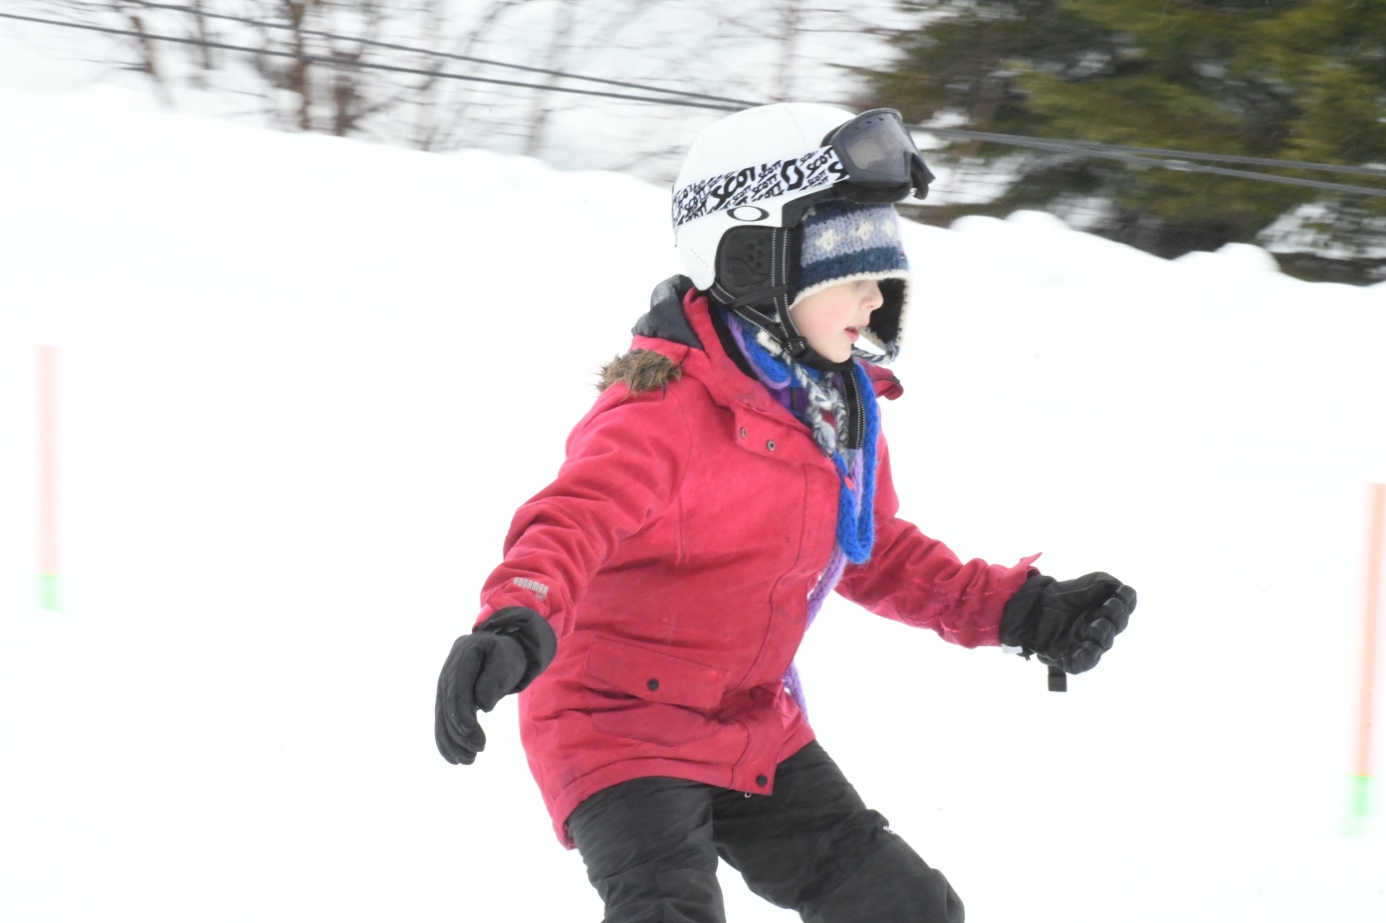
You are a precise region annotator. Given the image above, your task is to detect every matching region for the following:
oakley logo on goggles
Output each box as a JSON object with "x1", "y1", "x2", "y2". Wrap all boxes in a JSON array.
[{"x1": 672, "y1": 109, "x2": 934, "y2": 230}]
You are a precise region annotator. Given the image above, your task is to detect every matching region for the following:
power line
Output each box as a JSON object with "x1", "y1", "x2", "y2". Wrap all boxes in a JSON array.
[
  {"x1": 1098, "y1": 151, "x2": 1386, "y2": 199},
  {"x1": 123, "y1": 0, "x2": 763, "y2": 109},
  {"x1": 5, "y1": 9, "x2": 1386, "y2": 199},
  {"x1": 116, "y1": 2, "x2": 1386, "y2": 187},
  {"x1": 0, "y1": 11, "x2": 742, "y2": 110},
  {"x1": 927, "y1": 127, "x2": 1386, "y2": 199},
  {"x1": 929, "y1": 127, "x2": 1386, "y2": 181}
]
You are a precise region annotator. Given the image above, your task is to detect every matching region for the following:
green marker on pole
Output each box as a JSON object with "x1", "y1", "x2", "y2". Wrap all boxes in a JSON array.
[
  {"x1": 1346, "y1": 484, "x2": 1383, "y2": 834},
  {"x1": 1351, "y1": 774, "x2": 1372, "y2": 817}
]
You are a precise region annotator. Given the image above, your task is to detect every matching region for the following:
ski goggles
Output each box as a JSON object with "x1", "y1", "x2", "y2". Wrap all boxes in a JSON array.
[{"x1": 672, "y1": 108, "x2": 934, "y2": 230}]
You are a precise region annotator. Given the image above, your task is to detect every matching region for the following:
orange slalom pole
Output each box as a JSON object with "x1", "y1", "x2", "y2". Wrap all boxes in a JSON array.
[
  {"x1": 1351, "y1": 483, "x2": 1385, "y2": 826},
  {"x1": 38, "y1": 345, "x2": 60, "y2": 610}
]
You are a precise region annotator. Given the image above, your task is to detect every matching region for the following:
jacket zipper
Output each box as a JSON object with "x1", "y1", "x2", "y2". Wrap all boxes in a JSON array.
[{"x1": 841, "y1": 365, "x2": 865, "y2": 451}]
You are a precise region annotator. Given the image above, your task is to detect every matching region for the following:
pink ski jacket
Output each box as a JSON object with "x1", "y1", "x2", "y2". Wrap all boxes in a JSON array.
[{"x1": 475, "y1": 279, "x2": 1036, "y2": 846}]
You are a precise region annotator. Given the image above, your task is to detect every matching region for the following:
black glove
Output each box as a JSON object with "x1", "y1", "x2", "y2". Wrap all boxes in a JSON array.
[
  {"x1": 999, "y1": 572, "x2": 1136, "y2": 674},
  {"x1": 434, "y1": 606, "x2": 557, "y2": 765}
]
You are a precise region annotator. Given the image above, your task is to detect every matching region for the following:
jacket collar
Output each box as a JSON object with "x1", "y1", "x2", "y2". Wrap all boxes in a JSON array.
[
  {"x1": 632, "y1": 276, "x2": 785, "y2": 417},
  {"x1": 629, "y1": 275, "x2": 904, "y2": 419},
  {"x1": 633, "y1": 276, "x2": 704, "y2": 349}
]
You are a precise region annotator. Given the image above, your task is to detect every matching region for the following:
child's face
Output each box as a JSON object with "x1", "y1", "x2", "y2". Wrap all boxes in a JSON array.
[{"x1": 789, "y1": 279, "x2": 883, "y2": 363}]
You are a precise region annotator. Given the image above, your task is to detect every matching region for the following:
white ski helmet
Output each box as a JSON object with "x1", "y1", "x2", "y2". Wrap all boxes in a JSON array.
[{"x1": 672, "y1": 103, "x2": 933, "y2": 362}]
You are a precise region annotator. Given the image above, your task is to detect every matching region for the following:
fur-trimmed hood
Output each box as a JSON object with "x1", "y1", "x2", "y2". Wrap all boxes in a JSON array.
[
  {"x1": 598, "y1": 349, "x2": 681, "y2": 393},
  {"x1": 597, "y1": 276, "x2": 700, "y2": 394}
]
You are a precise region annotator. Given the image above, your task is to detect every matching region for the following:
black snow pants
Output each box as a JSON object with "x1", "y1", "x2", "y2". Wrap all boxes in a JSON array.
[{"x1": 566, "y1": 741, "x2": 964, "y2": 923}]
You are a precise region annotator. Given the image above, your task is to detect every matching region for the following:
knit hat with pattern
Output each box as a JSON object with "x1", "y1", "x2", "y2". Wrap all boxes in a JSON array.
[{"x1": 792, "y1": 200, "x2": 911, "y2": 362}]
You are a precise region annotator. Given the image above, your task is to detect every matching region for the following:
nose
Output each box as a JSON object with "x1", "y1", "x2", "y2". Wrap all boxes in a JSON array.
[{"x1": 860, "y1": 281, "x2": 883, "y2": 315}]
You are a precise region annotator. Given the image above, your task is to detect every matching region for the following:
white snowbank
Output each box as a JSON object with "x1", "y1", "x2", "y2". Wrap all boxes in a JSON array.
[{"x1": 1, "y1": 87, "x2": 1383, "y2": 922}]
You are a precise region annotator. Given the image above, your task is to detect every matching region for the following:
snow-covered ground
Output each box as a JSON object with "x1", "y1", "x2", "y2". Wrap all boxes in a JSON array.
[{"x1": 2, "y1": 87, "x2": 1384, "y2": 922}]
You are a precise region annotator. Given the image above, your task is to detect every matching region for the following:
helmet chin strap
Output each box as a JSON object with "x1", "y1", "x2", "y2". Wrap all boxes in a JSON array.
[
  {"x1": 715, "y1": 223, "x2": 857, "y2": 371},
  {"x1": 731, "y1": 299, "x2": 852, "y2": 374},
  {"x1": 711, "y1": 224, "x2": 810, "y2": 355},
  {"x1": 774, "y1": 295, "x2": 811, "y2": 362}
]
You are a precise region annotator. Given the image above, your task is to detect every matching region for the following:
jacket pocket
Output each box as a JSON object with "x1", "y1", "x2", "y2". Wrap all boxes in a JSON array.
[{"x1": 582, "y1": 636, "x2": 728, "y2": 747}]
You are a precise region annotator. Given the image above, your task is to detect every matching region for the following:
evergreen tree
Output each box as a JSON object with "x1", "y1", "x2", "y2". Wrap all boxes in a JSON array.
[{"x1": 870, "y1": 0, "x2": 1386, "y2": 282}]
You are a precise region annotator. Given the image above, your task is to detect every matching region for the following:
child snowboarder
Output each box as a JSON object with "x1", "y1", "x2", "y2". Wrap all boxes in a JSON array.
[{"x1": 434, "y1": 103, "x2": 1136, "y2": 923}]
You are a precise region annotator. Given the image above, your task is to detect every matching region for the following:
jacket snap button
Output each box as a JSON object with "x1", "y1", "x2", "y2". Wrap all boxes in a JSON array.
[
  {"x1": 755, "y1": 774, "x2": 768, "y2": 787},
  {"x1": 739, "y1": 427, "x2": 747, "y2": 439},
  {"x1": 766, "y1": 440, "x2": 776, "y2": 452},
  {"x1": 646, "y1": 678, "x2": 660, "y2": 691}
]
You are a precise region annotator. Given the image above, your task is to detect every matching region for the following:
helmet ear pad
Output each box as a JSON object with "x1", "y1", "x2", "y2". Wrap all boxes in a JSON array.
[{"x1": 708, "y1": 225, "x2": 802, "y2": 313}]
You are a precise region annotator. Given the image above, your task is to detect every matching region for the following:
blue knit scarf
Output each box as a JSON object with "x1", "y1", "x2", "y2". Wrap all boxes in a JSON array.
[{"x1": 723, "y1": 310, "x2": 881, "y2": 714}]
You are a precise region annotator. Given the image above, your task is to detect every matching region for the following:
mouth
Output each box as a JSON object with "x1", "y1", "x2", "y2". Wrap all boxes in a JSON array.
[{"x1": 845, "y1": 327, "x2": 860, "y2": 341}]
